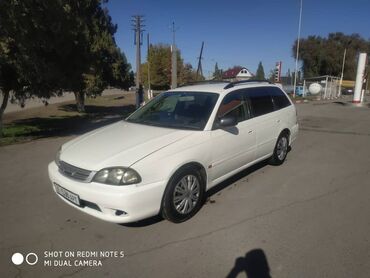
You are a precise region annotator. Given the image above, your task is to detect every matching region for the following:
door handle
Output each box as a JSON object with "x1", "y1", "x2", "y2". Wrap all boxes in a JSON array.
[{"x1": 248, "y1": 130, "x2": 253, "y2": 134}]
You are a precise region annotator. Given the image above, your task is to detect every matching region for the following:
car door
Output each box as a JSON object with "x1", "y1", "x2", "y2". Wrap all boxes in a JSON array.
[
  {"x1": 209, "y1": 90, "x2": 257, "y2": 183},
  {"x1": 270, "y1": 86, "x2": 294, "y2": 132},
  {"x1": 245, "y1": 87, "x2": 279, "y2": 159}
]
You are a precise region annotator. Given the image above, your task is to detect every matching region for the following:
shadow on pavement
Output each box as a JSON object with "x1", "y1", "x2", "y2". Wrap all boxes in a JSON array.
[
  {"x1": 206, "y1": 160, "x2": 269, "y2": 198},
  {"x1": 226, "y1": 249, "x2": 271, "y2": 278},
  {"x1": 59, "y1": 104, "x2": 135, "y2": 116},
  {"x1": 9, "y1": 104, "x2": 136, "y2": 139},
  {"x1": 120, "y1": 215, "x2": 164, "y2": 228}
]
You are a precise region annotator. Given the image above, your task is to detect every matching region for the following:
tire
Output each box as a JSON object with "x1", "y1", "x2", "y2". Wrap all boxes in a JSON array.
[
  {"x1": 161, "y1": 167, "x2": 205, "y2": 223},
  {"x1": 269, "y1": 132, "x2": 289, "y2": 165}
]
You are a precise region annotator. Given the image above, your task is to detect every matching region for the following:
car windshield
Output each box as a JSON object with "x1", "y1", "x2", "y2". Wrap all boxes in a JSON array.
[{"x1": 126, "y1": 91, "x2": 219, "y2": 130}]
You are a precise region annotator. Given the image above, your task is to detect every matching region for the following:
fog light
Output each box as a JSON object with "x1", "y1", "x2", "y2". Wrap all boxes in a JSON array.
[{"x1": 115, "y1": 210, "x2": 126, "y2": 216}]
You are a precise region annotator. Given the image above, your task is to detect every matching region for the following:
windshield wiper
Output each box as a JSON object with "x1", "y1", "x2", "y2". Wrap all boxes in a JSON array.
[
  {"x1": 164, "y1": 123, "x2": 200, "y2": 130},
  {"x1": 126, "y1": 119, "x2": 200, "y2": 130}
]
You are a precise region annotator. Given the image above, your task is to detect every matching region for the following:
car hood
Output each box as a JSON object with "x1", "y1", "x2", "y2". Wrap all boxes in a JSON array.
[{"x1": 60, "y1": 121, "x2": 194, "y2": 170}]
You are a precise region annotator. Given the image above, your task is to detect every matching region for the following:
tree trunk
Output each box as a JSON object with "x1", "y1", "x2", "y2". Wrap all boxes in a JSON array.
[
  {"x1": 74, "y1": 91, "x2": 85, "y2": 113},
  {"x1": 0, "y1": 90, "x2": 10, "y2": 138}
]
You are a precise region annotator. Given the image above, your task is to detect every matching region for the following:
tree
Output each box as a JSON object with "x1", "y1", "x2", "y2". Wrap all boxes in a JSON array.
[
  {"x1": 179, "y1": 63, "x2": 198, "y2": 85},
  {"x1": 293, "y1": 32, "x2": 370, "y2": 79},
  {"x1": 58, "y1": 1, "x2": 132, "y2": 112},
  {"x1": 0, "y1": 0, "x2": 67, "y2": 136},
  {"x1": 212, "y1": 63, "x2": 223, "y2": 80},
  {"x1": 140, "y1": 44, "x2": 171, "y2": 90},
  {"x1": 0, "y1": 56, "x2": 19, "y2": 137},
  {"x1": 0, "y1": 0, "x2": 132, "y2": 131},
  {"x1": 140, "y1": 44, "x2": 197, "y2": 89},
  {"x1": 128, "y1": 71, "x2": 135, "y2": 88},
  {"x1": 255, "y1": 62, "x2": 265, "y2": 80},
  {"x1": 287, "y1": 69, "x2": 291, "y2": 78},
  {"x1": 268, "y1": 69, "x2": 275, "y2": 83},
  {"x1": 291, "y1": 71, "x2": 302, "y2": 84}
]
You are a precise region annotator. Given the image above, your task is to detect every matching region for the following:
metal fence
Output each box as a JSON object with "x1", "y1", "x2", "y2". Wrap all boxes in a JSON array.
[{"x1": 303, "y1": 75, "x2": 340, "y2": 100}]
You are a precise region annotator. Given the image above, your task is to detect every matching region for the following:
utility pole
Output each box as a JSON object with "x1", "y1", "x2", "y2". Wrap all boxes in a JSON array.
[
  {"x1": 132, "y1": 15, "x2": 145, "y2": 89},
  {"x1": 196, "y1": 42, "x2": 204, "y2": 80},
  {"x1": 171, "y1": 22, "x2": 177, "y2": 89}
]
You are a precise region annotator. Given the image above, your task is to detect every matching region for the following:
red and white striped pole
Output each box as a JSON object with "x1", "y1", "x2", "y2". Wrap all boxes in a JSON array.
[{"x1": 353, "y1": 53, "x2": 367, "y2": 104}]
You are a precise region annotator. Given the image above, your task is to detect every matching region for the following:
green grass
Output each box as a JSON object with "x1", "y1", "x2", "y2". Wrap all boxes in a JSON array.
[
  {"x1": 0, "y1": 124, "x2": 42, "y2": 145},
  {"x1": 2, "y1": 124, "x2": 41, "y2": 137}
]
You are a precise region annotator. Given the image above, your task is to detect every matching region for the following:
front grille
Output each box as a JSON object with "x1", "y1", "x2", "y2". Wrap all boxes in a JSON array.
[{"x1": 58, "y1": 160, "x2": 92, "y2": 182}]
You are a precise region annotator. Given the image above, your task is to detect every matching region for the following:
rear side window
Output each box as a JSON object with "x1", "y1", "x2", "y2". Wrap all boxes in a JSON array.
[
  {"x1": 244, "y1": 87, "x2": 274, "y2": 117},
  {"x1": 270, "y1": 87, "x2": 291, "y2": 110}
]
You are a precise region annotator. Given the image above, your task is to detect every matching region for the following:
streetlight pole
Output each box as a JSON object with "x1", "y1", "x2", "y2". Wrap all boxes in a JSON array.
[
  {"x1": 171, "y1": 22, "x2": 177, "y2": 89},
  {"x1": 293, "y1": 0, "x2": 303, "y2": 98},
  {"x1": 147, "y1": 33, "x2": 152, "y2": 99},
  {"x1": 338, "y1": 48, "x2": 347, "y2": 98}
]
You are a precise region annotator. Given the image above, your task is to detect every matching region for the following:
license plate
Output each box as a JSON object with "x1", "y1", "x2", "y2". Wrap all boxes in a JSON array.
[{"x1": 54, "y1": 183, "x2": 81, "y2": 206}]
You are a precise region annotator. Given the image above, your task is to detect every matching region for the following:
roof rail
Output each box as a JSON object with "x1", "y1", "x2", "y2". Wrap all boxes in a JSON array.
[
  {"x1": 178, "y1": 80, "x2": 228, "y2": 87},
  {"x1": 223, "y1": 79, "x2": 272, "y2": 89}
]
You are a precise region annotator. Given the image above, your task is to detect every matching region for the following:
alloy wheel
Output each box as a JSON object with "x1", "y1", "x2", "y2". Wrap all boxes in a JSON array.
[
  {"x1": 173, "y1": 175, "x2": 200, "y2": 214},
  {"x1": 277, "y1": 136, "x2": 288, "y2": 161}
]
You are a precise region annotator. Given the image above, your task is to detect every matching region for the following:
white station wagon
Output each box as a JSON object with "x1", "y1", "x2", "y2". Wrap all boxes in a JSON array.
[{"x1": 48, "y1": 80, "x2": 298, "y2": 223}]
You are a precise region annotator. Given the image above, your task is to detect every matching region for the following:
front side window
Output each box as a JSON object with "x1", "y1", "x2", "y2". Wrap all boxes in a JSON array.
[
  {"x1": 216, "y1": 90, "x2": 249, "y2": 123},
  {"x1": 126, "y1": 92, "x2": 219, "y2": 130}
]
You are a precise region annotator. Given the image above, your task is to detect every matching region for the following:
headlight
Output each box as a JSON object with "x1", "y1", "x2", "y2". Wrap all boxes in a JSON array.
[
  {"x1": 55, "y1": 147, "x2": 61, "y2": 166},
  {"x1": 93, "y1": 167, "x2": 141, "y2": 185}
]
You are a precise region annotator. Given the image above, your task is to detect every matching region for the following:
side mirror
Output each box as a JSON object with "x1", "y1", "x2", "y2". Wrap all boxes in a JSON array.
[{"x1": 219, "y1": 115, "x2": 238, "y2": 127}]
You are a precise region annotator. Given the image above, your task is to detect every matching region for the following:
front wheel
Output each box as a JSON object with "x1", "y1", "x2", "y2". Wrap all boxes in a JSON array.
[
  {"x1": 161, "y1": 168, "x2": 205, "y2": 223},
  {"x1": 269, "y1": 132, "x2": 289, "y2": 165}
]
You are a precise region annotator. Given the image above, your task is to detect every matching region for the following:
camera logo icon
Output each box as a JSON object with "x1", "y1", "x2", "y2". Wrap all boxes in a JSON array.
[{"x1": 11, "y1": 253, "x2": 38, "y2": 266}]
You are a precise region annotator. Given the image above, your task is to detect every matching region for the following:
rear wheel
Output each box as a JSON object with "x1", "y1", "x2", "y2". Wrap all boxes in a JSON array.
[
  {"x1": 161, "y1": 167, "x2": 205, "y2": 223},
  {"x1": 269, "y1": 132, "x2": 289, "y2": 165}
]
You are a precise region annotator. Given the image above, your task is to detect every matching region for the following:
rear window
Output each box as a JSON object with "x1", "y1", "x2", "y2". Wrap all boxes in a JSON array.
[
  {"x1": 270, "y1": 87, "x2": 291, "y2": 110},
  {"x1": 244, "y1": 87, "x2": 274, "y2": 117}
]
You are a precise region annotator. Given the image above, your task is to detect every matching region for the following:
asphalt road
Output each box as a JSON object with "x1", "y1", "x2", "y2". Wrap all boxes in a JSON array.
[{"x1": 1, "y1": 101, "x2": 370, "y2": 278}]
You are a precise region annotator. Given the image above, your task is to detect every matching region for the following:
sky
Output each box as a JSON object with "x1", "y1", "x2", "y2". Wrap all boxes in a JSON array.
[{"x1": 104, "y1": 0, "x2": 370, "y2": 78}]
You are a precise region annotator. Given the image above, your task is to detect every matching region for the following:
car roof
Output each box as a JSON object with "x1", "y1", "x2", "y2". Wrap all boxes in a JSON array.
[{"x1": 170, "y1": 81, "x2": 281, "y2": 97}]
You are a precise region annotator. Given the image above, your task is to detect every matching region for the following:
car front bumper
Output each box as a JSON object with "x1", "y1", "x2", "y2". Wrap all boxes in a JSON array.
[{"x1": 48, "y1": 161, "x2": 166, "y2": 223}]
